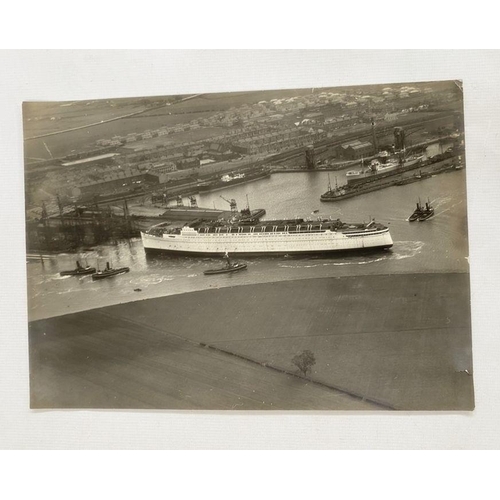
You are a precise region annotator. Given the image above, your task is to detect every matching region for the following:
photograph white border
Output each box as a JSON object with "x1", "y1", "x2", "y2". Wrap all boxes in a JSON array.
[{"x1": 1, "y1": 50, "x2": 499, "y2": 450}]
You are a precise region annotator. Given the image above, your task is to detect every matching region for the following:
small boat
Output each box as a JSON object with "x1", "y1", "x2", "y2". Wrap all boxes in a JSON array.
[
  {"x1": 92, "y1": 262, "x2": 130, "y2": 281},
  {"x1": 408, "y1": 201, "x2": 423, "y2": 222},
  {"x1": 204, "y1": 253, "x2": 247, "y2": 275},
  {"x1": 418, "y1": 200, "x2": 434, "y2": 221},
  {"x1": 60, "y1": 260, "x2": 96, "y2": 276}
]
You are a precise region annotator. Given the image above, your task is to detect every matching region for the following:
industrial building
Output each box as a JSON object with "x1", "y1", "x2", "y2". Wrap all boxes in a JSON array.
[
  {"x1": 336, "y1": 140, "x2": 374, "y2": 160},
  {"x1": 145, "y1": 162, "x2": 177, "y2": 184},
  {"x1": 61, "y1": 153, "x2": 119, "y2": 167},
  {"x1": 175, "y1": 157, "x2": 200, "y2": 170}
]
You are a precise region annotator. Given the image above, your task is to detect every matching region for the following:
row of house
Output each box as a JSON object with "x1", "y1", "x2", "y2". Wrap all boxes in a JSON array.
[
  {"x1": 92, "y1": 89, "x2": 351, "y2": 150},
  {"x1": 96, "y1": 123, "x2": 200, "y2": 148},
  {"x1": 232, "y1": 128, "x2": 327, "y2": 155},
  {"x1": 231, "y1": 128, "x2": 305, "y2": 154}
]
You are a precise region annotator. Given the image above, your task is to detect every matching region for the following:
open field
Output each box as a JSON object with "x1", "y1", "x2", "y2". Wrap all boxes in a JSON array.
[
  {"x1": 24, "y1": 110, "x2": 215, "y2": 162},
  {"x1": 23, "y1": 100, "x2": 148, "y2": 137},
  {"x1": 23, "y1": 89, "x2": 323, "y2": 161},
  {"x1": 29, "y1": 272, "x2": 473, "y2": 410}
]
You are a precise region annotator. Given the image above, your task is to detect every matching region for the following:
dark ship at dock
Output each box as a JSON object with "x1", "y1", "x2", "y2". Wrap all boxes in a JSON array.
[
  {"x1": 197, "y1": 167, "x2": 271, "y2": 193},
  {"x1": 321, "y1": 126, "x2": 423, "y2": 202},
  {"x1": 321, "y1": 125, "x2": 462, "y2": 202},
  {"x1": 156, "y1": 195, "x2": 226, "y2": 221}
]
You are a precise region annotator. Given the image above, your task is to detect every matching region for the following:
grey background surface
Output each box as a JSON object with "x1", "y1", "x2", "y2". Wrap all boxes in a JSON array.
[{"x1": 1, "y1": 50, "x2": 499, "y2": 449}]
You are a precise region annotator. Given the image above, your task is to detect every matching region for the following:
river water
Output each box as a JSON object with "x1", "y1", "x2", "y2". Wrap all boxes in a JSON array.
[{"x1": 27, "y1": 164, "x2": 469, "y2": 321}]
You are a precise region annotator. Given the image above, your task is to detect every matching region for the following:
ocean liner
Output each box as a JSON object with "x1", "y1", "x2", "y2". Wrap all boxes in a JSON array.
[{"x1": 141, "y1": 215, "x2": 393, "y2": 256}]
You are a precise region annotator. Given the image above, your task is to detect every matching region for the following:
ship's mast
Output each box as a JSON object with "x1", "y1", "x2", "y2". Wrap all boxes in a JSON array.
[
  {"x1": 371, "y1": 117, "x2": 378, "y2": 153},
  {"x1": 57, "y1": 194, "x2": 64, "y2": 226}
]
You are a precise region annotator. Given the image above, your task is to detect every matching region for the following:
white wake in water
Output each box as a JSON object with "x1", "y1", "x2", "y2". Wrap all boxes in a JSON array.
[
  {"x1": 277, "y1": 241, "x2": 424, "y2": 269},
  {"x1": 278, "y1": 256, "x2": 387, "y2": 269},
  {"x1": 434, "y1": 199, "x2": 464, "y2": 217},
  {"x1": 45, "y1": 273, "x2": 72, "y2": 282},
  {"x1": 390, "y1": 240, "x2": 425, "y2": 260},
  {"x1": 128, "y1": 274, "x2": 175, "y2": 287}
]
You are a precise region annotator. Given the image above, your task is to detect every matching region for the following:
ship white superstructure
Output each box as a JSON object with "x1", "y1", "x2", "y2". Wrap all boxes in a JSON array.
[{"x1": 141, "y1": 217, "x2": 393, "y2": 256}]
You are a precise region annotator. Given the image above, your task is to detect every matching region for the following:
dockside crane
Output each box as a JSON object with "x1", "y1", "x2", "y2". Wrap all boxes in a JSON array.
[{"x1": 220, "y1": 195, "x2": 238, "y2": 214}]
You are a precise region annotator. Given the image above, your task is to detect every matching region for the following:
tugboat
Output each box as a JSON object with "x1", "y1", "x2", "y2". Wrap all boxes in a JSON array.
[
  {"x1": 238, "y1": 197, "x2": 266, "y2": 224},
  {"x1": 60, "y1": 260, "x2": 96, "y2": 276},
  {"x1": 204, "y1": 253, "x2": 247, "y2": 275},
  {"x1": 418, "y1": 200, "x2": 435, "y2": 222},
  {"x1": 408, "y1": 200, "x2": 424, "y2": 222},
  {"x1": 92, "y1": 262, "x2": 130, "y2": 281}
]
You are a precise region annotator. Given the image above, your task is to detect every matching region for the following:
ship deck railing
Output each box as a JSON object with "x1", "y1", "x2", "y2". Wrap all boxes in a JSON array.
[{"x1": 191, "y1": 222, "x2": 384, "y2": 235}]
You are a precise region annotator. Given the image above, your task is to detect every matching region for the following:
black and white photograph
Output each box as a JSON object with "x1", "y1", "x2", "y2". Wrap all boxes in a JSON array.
[{"x1": 24, "y1": 79, "x2": 473, "y2": 411}]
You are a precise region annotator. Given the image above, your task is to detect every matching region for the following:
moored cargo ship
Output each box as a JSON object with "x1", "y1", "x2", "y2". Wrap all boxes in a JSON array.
[
  {"x1": 345, "y1": 154, "x2": 423, "y2": 186},
  {"x1": 198, "y1": 168, "x2": 271, "y2": 192},
  {"x1": 160, "y1": 206, "x2": 225, "y2": 221},
  {"x1": 141, "y1": 215, "x2": 393, "y2": 256},
  {"x1": 321, "y1": 150, "x2": 459, "y2": 202}
]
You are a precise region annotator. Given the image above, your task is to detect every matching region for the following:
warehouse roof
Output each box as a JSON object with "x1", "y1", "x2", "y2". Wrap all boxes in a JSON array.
[
  {"x1": 61, "y1": 153, "x2": 118, "y2": 167},
  {"x1": 350, "y1": 142, "x2": 373, "y2": 150}
]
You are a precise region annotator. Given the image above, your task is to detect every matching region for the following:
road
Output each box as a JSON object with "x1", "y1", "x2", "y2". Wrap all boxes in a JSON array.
[{"x1": 24, "y1": 94, "x2": 205, "y2": 141}]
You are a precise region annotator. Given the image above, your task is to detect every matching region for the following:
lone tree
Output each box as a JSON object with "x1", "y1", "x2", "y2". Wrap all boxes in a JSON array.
[{"x1": 292, "y1": 350, "x2": 316, "y2": 377}]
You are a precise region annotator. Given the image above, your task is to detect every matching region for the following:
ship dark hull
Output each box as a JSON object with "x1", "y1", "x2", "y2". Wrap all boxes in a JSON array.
[
  {"x1": 92, "y1": 268, "x2": 130, "y2": 280},
  {"x1": 144, "y1": 244, "x2": 393, "y2": 258},
  {"x1": 346, "y1": 157, "x2": 423, "y2": 187},
  {"x1": 321, "y1": 191, "x2": 360, "y2": 202},
  {"x1": 60, "y1": 268, "x2": 96, "y2": 276},
  {"x1": 204, "y1": 263, "x2": 247, "y2": 274},
  {"x1": 418, "y1": 211, "x2": 434, "y2": 221}
]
